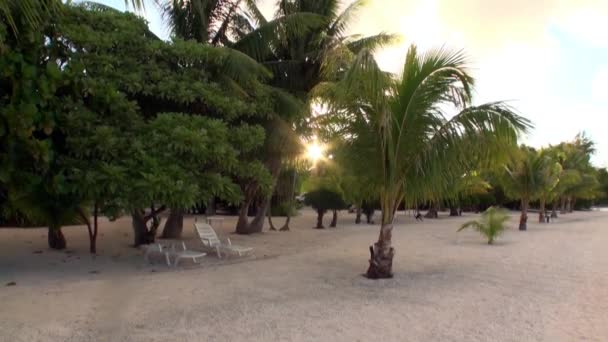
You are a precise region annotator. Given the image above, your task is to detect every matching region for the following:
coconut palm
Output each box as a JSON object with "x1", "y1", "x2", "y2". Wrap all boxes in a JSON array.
[
  {"x1": 319, "y1": 46, "x2": 530, "y2": 278},
  {"x1": 458, "y1": 207, "x2": 509, "y2": 244},
  {"x1": 536, "y1": 149, "x2": 562, "y2": 222},
  {"x1": 500, "y1": 147, "x2": 558, "y2": 230},
  {"x1": 227, "y1": 0, "x2": 397, "y2": 233}
]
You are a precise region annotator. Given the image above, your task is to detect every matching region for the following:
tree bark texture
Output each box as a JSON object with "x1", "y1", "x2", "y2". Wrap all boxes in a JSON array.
[
  {"x1": 425, "y1": 206, "x2": 438, "y2": 218},
  {"x1": 279, "y1": 215, "x2": 291, "y2": 231},
  {"x1": 355, "y1": 206, "x2": 362, "y2": 224},
  {"x1": 539, "y1": 198, "x2": 546, "y2": 223},
  {"x1": 315, "y1": 209, "x2": 325, "y2": 229},
  {"x1": 366, "y1": 222, "x2": 395, "y2": 279},
  {"x1": 131, "y1": 207, "x2": 165, "y2": 246},
  {"x1": 551, "y1": 201, "x2": 558, "y2": 218},
  {"x1": 48, "y1": 225, "x2": 66, "y2": 250},
  {"x1": 161, "y1": 209, "x2": 184, "y2": 239},
  {"x1": 519, "y1": 198, "x2": 528, "y2": 231},
  {"x1": 330, "y1": 210, "x2": 338, "y2": 227}
]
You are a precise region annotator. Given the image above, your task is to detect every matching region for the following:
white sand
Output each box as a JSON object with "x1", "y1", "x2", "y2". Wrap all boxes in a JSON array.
[{"x1": 1, "y1": 209, "x2": 608, "y2": 341}]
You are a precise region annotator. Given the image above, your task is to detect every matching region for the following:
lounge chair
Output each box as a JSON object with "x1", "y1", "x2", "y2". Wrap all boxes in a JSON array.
[
  {"x1": 194, "y1": 222, "x2": 253, "y2": 258},
  {"x1": 144, "y1": 241, "x2": 206, "y2": 267}
]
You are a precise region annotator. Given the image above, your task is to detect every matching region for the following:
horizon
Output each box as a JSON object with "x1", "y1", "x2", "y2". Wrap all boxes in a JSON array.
[{"x1": 92, "y1": 0, "x2": 608, "y2": 167}]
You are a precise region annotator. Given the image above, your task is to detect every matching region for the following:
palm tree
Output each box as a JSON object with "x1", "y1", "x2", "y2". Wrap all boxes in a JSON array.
[
  {"x1": 536, "y1": 149, "x2": 562, "y2": 223},
  {"x1": 500, "y1": 147, "x2": 557, "y2": 230},
  {"x1": 227, "y1": 0, "x2": 397, "y2": 233},
  {"x1": 458, "y1": 207, "x2": 509, "y2": 244},
  {"x1": 319, "y1": 46, "x2": 530, "y2": 278}
]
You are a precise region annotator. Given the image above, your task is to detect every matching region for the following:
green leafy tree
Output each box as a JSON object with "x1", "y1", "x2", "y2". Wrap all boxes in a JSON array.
[
  {"x1": 56, "y1": 4, "x2": 272, "y2": 244},
  {"x1": 458, "y1": 207, "x2": 509, "y2": 244},
  {"x1": 304, "y1": 188, "x2": 346, "y2": 229},
  {"x1": 319, "y1": 46, "x2": 530, "y2": 278}
]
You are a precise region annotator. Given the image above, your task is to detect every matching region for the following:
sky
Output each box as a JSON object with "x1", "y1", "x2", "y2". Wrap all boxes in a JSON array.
[{"x1": 91, "y1": 0, "x2": 608, "y2": 166}]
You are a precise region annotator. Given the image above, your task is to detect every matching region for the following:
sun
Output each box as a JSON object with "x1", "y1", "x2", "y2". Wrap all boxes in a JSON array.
[{"x1": 306, "y1": 141, "x2": 325, "y2": 162}]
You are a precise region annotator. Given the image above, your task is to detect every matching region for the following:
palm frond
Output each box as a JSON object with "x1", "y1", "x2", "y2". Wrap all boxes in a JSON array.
[
  {"x1": 346, "y1": 32, "x2": 400, "y2": 54},
  {"x1": 233, "y1": 12, "x2": 327, "y2": 61}
]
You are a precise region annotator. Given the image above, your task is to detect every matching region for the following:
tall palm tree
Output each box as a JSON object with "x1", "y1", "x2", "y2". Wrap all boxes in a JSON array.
[
  {"x1": 319, "y1": 46, "x2": 530, "y2": 278},
  {"x1": 227, "y1": 0, "x2": 397, "y2": 233}
]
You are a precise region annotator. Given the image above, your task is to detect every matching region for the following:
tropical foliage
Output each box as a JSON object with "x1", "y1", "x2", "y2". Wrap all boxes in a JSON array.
[
  {"x1": 318, "y1": 46, "x2": 531, "y2": 278},
  {"x1": 458, "y1": 207, "x2": 510, "y2": 245}
]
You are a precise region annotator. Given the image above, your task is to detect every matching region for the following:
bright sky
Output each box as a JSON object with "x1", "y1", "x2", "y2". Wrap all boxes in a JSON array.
[{"x1": 91, "y1": 0, "x2": 608, "y2": 166}]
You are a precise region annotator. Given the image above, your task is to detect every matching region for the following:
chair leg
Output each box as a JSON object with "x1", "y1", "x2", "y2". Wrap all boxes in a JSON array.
[{"x1": 165, "y1": 252, "x2": 172, "y2": 267}]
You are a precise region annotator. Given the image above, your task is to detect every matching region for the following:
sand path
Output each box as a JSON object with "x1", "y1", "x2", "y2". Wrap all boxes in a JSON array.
[{"x1": 1, "y1": 210, "x2": 607, "y2": 341}]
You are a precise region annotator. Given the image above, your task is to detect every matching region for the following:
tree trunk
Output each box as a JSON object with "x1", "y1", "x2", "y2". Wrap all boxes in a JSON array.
[
  {"x1": 235, "y1": 196, "x2": 252, "y2": 234},
  {"x1": 161, "y1": 209, "x2": 184, "y2": 239},
  {"x1": 355, "y1": 206, "x2": 362, "y2": 224},
  {"x1": 365, "y1": 210, "x2": 374, "y2": 224},
  {"x1": 315, "y1": 210, "x2": 325, "y2": 229},
  {"x1": 539, "y1": 198, "x2": 546, "y2": 223},
  {"x1": 205, "y1": 198, "x2": 216, "y2": 216},
  {"x1": 569, "y1": 197, "x2": 576, "y2": 212},
  {"x1": 268, "y1": 207, "x2": 277, "y2": 231},
  {"x1": 236, "y1": 157, "x2": 281, "y2": 234},
  {"x1": 91, "y1": 206, "x2": 98, "y2": 254},
  {"x1": 131, "y1": 208, "x2": 164, "y2": 246},
  {"x1": 330, "y1": 210, "x2": 338, "y2": 227},
  {"x1": 425, "y1": 205, "x2": 438, "y2": 218},
  {"x1": 519, "y1": 198, "x2": 528, "y2": 231},
  {"x1": 279, "y1": 215, "x2": 291, "y2": 231},
  {"x1": 48, "y1": 225, "x2": 66, "y2": 250},
  {"x1": 551, "y1": 201, "x2": 558, "y2": 218},
  {"x1": 248, "y1": 198, "x2": 269, "y2": 233},
  {"x1": 366, "y1": 222, "x2": 395, "y2": 279},
  {"x1": 560, "y1": 196, "x2": 567, "y2": 214},
  {"x1": 449, "y1": 206, "x2": 459, "y2": 216}
]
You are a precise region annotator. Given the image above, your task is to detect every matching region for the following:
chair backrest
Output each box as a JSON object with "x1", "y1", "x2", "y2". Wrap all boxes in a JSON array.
[{"x1": 194, "y1": 223, "x2": 221, "y2": 246}]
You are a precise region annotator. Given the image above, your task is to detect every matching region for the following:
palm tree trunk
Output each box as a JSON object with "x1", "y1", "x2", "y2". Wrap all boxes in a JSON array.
[
  {"x1": 449, "y1": 206, "x2": 459, "y2": 216},
  {"x1": 551, "y1": 201, "x2": 558, "y2": 218},
  {"x1": 569, "y1": 197, "x2": 575, "y2": 212},
  {"x1": 560, "y1": 196, "x2": 567, "y2": 214},
  {"x1": 519, "y1": 198, "x2": 528, "y2": 231},
  {"x1": 367, "y1": 194, "x2": 397, "y2": 279},
  {"x1": 539, "y1": 198, "x2": 546, "y2": 223},
  {"x1": 425, "y1": 203, "x2": 438, "y2": 218},
  {"x1": 267, "y1": 206, "x2": 277, "y2": 231},
  {"x1": 330, "y1": 210, "x2": 338, "y2": 227},
  {"x1": 48, "y1": 224, "x2": 66, "y2": 250},
  {"x1": 366, "y1": 218, "x2": 395, "y2": 279},
  {"x1": 355, "y1": 205, "x2": 362, "y2": 224}
]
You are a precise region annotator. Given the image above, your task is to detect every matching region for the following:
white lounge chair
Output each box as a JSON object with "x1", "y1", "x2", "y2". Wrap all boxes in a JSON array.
[
  {"x1": 194, "y1": 222, "x2": 253, "y2": 258},
  {"x1": 143, "y1": 243, "x2": 172, "y2": 266},
  {"x1": 144, "y1": 241, "x2": 206, "y2": 267},
  {"x1": 167, "y1": 241, "x2": 207, "y2": 267}
]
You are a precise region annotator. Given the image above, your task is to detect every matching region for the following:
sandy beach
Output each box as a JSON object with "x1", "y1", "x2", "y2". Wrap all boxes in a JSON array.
[{"x1": 1, "y1": 209, "x2": 607, "y2": 341}]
